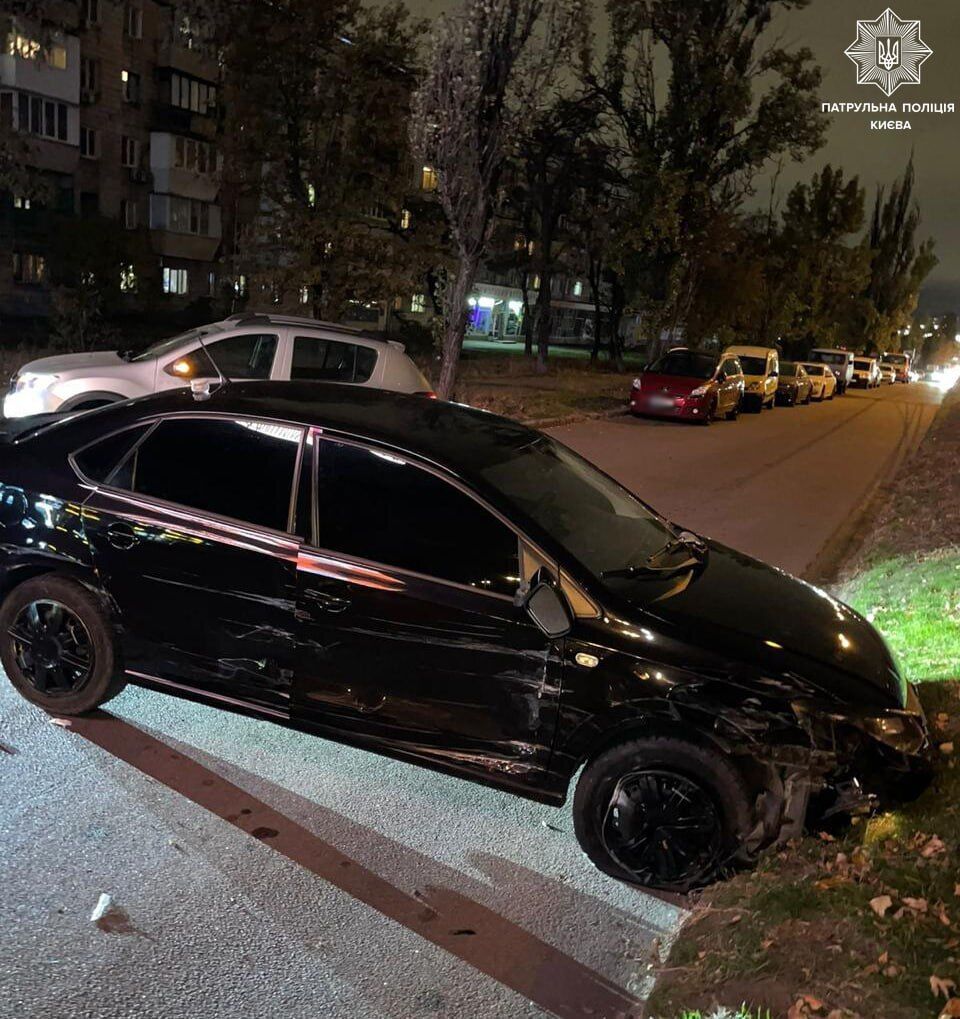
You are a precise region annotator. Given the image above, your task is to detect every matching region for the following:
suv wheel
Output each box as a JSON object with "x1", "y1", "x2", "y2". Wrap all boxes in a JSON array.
[
  {"x1": 0, "y1": 575, "x2": 126, "y2": 715},
  {"x1": 573, "y1": 736, "x2": 752, "y2": 892}
]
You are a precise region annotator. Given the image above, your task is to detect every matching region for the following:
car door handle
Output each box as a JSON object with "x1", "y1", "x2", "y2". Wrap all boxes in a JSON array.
[{"x1": 105, "y1": 522, "x2": 138, "y2": 551}]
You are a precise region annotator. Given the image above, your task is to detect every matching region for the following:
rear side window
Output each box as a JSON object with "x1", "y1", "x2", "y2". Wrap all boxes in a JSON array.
[
  {"x1": 291, "y1": 336, "x2": 377, "y2": 384},
  {"x1": 165, "y1": 333, "x2": 278, "y2": 380},
  {"x1": 315, "y1": 439, "x2": 519, "y2": 596},
  {"x1": 119, "y1": 417, "x2": 303, "y2": 531},
  {"x1": 73, "y1": 424, "x2": 152, "y2": 484}
]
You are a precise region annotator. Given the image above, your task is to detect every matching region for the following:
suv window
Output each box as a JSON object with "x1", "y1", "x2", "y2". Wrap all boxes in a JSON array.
[
  {"x1": 73, "y1": 424, "x2": 152, "y2": 484},
  {"x1": 315, "y1": 439, "x2": 519, "y2": 596},
  {"x1": 291, "y1": 336, "x2": 377, "y2": 384},
  {"x1": 117, "y1": 417, "x2": 303, "y2": 531},
  {"x1": 165, "y1": 333, "x2": 278, "y2": 380}
]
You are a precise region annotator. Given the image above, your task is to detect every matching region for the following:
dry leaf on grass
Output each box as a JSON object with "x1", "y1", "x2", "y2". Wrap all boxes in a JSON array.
[
  {"x1": 931, "y1": 975, "x2": 958, "y2": 999},
  {"x1": 869, "y1": 894, "x2": 893, "y2": 917},
  {"x1": 921, "y1": 835, "x2": 947, "y2": 858},
  {"x1": 939, "y1": 999, "x2": 960, "y2": 1018},
  {"x1": 941, "y1": 742, "x2": 955, "y2": 754},
  {"x1": 903, "y1": 896, "x2": 929, "y2": 913}
]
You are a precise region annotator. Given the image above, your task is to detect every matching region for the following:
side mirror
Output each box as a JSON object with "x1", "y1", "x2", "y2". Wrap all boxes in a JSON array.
[{"x1": 524, "y1": 582, "x2": 572, "y2": 638}]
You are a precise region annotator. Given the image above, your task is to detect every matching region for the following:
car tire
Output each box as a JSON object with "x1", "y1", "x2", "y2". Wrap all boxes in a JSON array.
[
  {"x1": 573, "y1": 735, "x2": 753, "y2": 892},
  {"x1": 725, "y1": 398, "x2": 740, "y2": 421},
  {"x1": 0, "y1": 575, "x2": 126, "y2": 716}
]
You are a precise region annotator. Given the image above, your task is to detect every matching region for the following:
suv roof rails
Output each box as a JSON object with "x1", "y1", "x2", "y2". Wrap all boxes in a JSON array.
[{"x1": 223, "y1": 311, "x2": 364, "y2": 335}]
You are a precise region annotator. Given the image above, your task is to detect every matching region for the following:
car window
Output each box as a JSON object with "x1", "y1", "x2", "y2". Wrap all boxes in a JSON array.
[
  {"x1": 738, "y1": 356, "x2": 767, "y2": 375},
  {"x1": 73, "y1": 424, "x2": 153, "y2": 484},
  {"x1": 648, "y1": 351, "x2": 716, "y2": 379},
  {"x1": 291, "y1": 336, "x2": 378, "y2": 384},
  {"x1": 117, "y1": 417, "x2": 303, "y2": 531},
  {"x1": 165, "y1": 333, "x2": 278, "y2": 381},
  {"x1": 780, "y1": 364, "x2": 797, "y2": 377},
  {"x1": 315, "y1": 439, "x2": 520, "y2": 596},
  {"x1": 722, "y1": 358, "x2": 742, "y2": 375}
]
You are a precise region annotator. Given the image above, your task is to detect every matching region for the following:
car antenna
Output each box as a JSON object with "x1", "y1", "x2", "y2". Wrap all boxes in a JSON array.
[{"x1": 190, "y1": 331, "x2": 231, "y2": 402}]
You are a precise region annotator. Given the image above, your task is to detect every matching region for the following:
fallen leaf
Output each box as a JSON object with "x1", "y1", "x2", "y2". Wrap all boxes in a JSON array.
[
  {"x1": 931, "y1": 975, "x2": 957, "y2": 999},
  {"x1": 870, "y1": 894, "x2": 893, "y2": 917},
  {"x1": 815, "y1": 875, "x2": 850, "y2": 890},
  {"x1": 922, "y1": 835, "x2": 947, "y2": 858},
  {"x1": 827, "y1": 1012, "x2": 845, "y2": 1019},
  {"x1": 883, "y1": 964, "x2": 900, "y2": 977},
  {"x1": 818, "y1": 831, "x2": 836, "y2": 842},
  {"x1": 954, "y1": 884, "x2": 960, "y2": 898},
  {"x1": 878, "y1": 951, "x2": 889, "y2": 965},
  {"x1": 802, "y1": 994, "x2": 824, "y2": 1011},
  {"x1": 904, "y1": 896, "x2": 929, "y2": 913},
  {"x1": 939, "y1": 999, "x2": 960, "y2": 1018},
  {"x1": 941, "y1": 742, "x2": 955, "y2": 755}
]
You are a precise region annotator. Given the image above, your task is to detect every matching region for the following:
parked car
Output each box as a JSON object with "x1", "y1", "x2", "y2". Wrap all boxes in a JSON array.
[
  {"x1": 806, "y1": 348, "x2": 854, "y2": 395},
  {"x1": 852, "y1": 357, "x2": 881, "y2": 388},
  {"x1": 799, "y1": 363, "x2": 837, "y2": 401},
  {"x1": 0, "y1": 382, "x2": 932, "y2": 892},
  {"x1": 3, "y1": 312, "x2": 434, "y2": 418},
  {"x1": 776, "y1": 362, "x2": 813, "y2": 406},
  {"x1": 724, "y1": 345, "x2": 779, "y2": 412},
  {"x1": 879, "y1": 364, "x2": 897, "y2": 385},
  {"x1": 880, "y1": 351, "x2": 911, "y2": 383},
  {"x1": 629, "y1": 348, "x2": 744, "y2": 424}
]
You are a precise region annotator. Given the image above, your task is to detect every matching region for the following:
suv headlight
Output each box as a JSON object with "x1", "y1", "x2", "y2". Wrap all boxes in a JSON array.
[
  {"x1": 860, "y1": 711, "x2": 928, "y2": 755},
  {"x1": 4, "y1": 372, "x2": 58, "y2": 418},
  {"x1": 11, "y1": 372, "x2": 57, "y2": 394}
]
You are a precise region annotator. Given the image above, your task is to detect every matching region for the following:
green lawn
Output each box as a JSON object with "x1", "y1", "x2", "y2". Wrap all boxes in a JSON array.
[{"x1": 842, "y1": 551, "x2": 960, "y2": 685}]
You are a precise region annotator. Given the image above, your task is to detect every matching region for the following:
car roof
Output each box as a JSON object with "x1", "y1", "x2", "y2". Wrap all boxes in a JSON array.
[
  {"x1": 57, "y1": 382, "x2": 543, "y2": 478},
  {"x1": 724, "y1": 345, "x2": 776, "y2": 356},
  {"x1": 216, "y1": 312, "x2": 405, "y2": 352}
]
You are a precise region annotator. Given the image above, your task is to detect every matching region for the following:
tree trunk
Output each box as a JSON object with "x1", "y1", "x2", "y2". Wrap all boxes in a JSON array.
[
  {"x1": 520, "y1": 271, "x2": 533, "y2": 357},
  {"x1": 534, "y1": 273, "x2": 551, "y2": 374},
  {"x1": 436, "y1": 254, "x2": 479, "y2": 400},
  {"x1": 589, "y1": 259, "x2": 603, "y2": 365}
]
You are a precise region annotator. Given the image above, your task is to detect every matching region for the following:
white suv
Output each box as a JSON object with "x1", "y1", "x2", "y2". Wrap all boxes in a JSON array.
[{"x1": 4, "y1": 312, "x2": 434, "y2": 418}]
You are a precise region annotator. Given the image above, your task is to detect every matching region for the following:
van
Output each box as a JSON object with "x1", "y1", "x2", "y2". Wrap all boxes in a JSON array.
[
  {"x1": 807, "y1": 348, "x2": 854, "y2": 395},
  {"x1": 724, "y1": 345, "x2": 779, "y2": 412},
  {"x1": 852, "y1": 356, "x2": 881, "y2": 388}
]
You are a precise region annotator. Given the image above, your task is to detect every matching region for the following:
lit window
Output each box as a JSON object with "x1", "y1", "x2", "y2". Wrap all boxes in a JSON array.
[
  {"x1": 573, "y1": 279, "x2": 583, "y2": 297},
  {"x1": 121, "y1": 69, "x2": 141, "y2": 104},
  {"x1": 120, "y1": 264, "x2": 137, "y2": 292},
  {"x1": 233, "y1": 274, "x2": 247, "y2": 297},
  {"x1": 12, "y1": 252, "x2": 45, "y2": 284},
  {"x1": 299, "y1": 285, "x2": 310, "y2": 304},
  {"x1": 162, "y1": 267, "x2": 188, "y2": 295},
  {"x1": 306, "y1": 183, "x2": 316, "y2": 207},
  {"x1": 400, "y1": 208, "x2": 411, "y2": 230},
  {"x1": 411, "y1": 293, "x2": 426, "y2": 313},
  {"x1": 531, "y1": 275, "x2": 541, "y2": 289},
  {"x1": 13, "y1": 196, "x2": 30, "y2": 210},
  {"x1": 420, "y1": 165, "x2": 438, "y2": 191}
]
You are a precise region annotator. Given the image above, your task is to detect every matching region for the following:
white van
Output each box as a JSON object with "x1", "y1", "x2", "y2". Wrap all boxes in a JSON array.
[
  {"x1": 807, "y1": 348, "x2": 854, "y2": 395},
  {"x1": 724, "y1": 345, "x2": 779, "y2": 412}
]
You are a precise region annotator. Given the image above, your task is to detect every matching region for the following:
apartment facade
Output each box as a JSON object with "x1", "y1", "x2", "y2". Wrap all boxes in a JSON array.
[{"x1": 0, "y1": 0, "x2": 222, "y2": 319}]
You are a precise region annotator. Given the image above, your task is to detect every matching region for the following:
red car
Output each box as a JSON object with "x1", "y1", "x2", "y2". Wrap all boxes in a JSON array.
[{"x1": 630, "y1": 349, "x2": 745, "y2": 425}]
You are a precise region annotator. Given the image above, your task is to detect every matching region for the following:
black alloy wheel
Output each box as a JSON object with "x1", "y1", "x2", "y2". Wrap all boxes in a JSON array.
[
  {"x1": 601, "y1": 769, "x2": 723, "y2": 888},
  {"x1": 9, "y1": 599, "x2": 94, "y2": 697}
]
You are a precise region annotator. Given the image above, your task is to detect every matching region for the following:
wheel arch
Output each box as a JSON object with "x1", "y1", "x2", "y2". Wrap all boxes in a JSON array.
[
  {"x1": 0, "y1": 560, "x2": 117, "y2": 621},
  {"x1": 58, "y1": 391, "x2": 126, "y2": 412}
]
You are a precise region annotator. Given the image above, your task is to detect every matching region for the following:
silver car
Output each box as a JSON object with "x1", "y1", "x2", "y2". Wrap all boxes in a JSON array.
[{"x1": 4, "y1": 312, "x2": 435, "y2": 417}]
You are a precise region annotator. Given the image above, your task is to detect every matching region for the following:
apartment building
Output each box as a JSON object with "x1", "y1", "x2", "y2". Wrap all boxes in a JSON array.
[{"x1": 0, "y1": 0, "x2": 222, "y2": 318}]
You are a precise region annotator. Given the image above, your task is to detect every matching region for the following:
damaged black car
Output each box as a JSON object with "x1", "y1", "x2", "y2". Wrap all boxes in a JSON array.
[{"x1": 0, "y1": 382, "x2": 933, "y2": 892}]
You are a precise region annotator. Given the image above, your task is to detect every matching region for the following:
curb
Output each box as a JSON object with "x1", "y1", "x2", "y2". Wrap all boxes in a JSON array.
[{"x1": 522, "y1": 405, "x2": 630, "y2": 431}]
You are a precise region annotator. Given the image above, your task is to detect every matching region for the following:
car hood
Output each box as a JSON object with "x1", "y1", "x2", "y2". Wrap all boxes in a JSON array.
[
  {"x1": 638, "y1": 373, "x2": 704, "y2": 395},
  {"x1": 609, "y1": 540, "x2": 905, "y2": 709},
  {"x1": 19, "y1": 350, "x2": 128, "y2": 375}
]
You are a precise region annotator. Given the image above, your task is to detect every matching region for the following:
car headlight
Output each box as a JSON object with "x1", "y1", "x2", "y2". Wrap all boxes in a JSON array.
[
  {"x1": 11, "y1": 372, "x2": 57, "y2": 394},
  {"x1": 690, "y1": 385, "x2": 710, "y2": 397},
  {"x1": 748, "y1": 381, "x2": 760, "y2": 391},
  {"x1": 859, "y1": 711, "x2": 928, "y2": 755}
]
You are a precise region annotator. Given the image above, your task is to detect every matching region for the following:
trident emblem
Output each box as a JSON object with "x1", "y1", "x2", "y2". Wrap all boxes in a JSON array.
[{"x1": 877, "y1": 37, "x2": 900, "y2": 69}]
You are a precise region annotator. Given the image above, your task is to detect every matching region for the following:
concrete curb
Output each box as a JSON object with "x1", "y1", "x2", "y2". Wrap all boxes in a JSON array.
[{"x1": 522, "y1": 405, "x2": 630, "y2": 431}]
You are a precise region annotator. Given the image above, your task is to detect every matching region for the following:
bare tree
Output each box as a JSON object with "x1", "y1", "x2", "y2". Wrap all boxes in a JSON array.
[{"x1": 411, "y1": 0, "x2": 587, "y2": 399}]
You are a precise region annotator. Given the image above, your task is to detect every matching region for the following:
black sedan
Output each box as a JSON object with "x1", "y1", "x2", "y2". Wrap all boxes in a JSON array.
[{"x1": 0, "y1": 383, "x2": 932, "y2": 891}]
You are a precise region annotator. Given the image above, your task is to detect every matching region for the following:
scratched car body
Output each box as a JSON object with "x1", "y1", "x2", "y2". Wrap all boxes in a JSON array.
[{"x1": 0, "y1": 383, "x2": 933, "y2": 891}]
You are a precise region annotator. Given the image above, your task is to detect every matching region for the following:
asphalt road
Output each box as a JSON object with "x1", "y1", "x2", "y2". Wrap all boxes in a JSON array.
[{"x1": 0, "y1": 382, "x2": 942, "y2": 1019}]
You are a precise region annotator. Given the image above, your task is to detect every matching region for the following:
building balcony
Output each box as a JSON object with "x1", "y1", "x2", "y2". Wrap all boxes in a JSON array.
[
  {"x1": 149, "y1": 193, "x2": 222, "y2": 262},
  {"x1": 0, "y1": 30, "x2": 80, "y2": 104},
  {"x1": 155, "y1": 37, "x2": 218, "y2": 82},
  {"x1": 149, "y1": 132, "x2": 220, "y2": 202}
]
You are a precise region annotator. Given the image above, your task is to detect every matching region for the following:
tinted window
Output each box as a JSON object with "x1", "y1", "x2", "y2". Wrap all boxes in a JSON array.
[
  {"x1": 292, "y1": 337, "x2": 377, "y2": 384},
  {"x1": 721, "y1": 358, "x2": 742, "y2": 376},
  {"x1": 803, "y1": 364, "x2": 824, "y2": 376},
  {"x1": 168, "y1": 333, "x2": 278, "y2": 380},
  {"x1": 123, "y1": 417, "x2": 302, "y2": 530},
  {"x1": 780, "y1": 363, "x2": 797, "y2": 377},
  {"x1": 649, "y1": 351, "x2": 716, "y2": 380},
  {"x1": 74, "y1": 424, "x2": 151, "y2": 483},
  {"x1": 738, "y1": 356, "x2": 768, "y2": 375},
  {"x1": 315, "y1": 440, "x2": 519, "y2": 596}
]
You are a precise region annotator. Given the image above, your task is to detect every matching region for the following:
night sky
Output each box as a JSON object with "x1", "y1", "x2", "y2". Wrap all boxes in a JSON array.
[{"x1": 405, "y1": 0, "x2": 960, "y2": 312}]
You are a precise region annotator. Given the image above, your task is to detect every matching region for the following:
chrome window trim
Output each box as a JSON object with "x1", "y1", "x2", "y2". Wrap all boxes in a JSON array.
[{"x1": 68, "y1": 419, "x2": 160, "y2": 489}]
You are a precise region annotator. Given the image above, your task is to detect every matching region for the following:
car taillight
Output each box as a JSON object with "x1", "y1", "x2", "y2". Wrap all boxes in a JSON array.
[{"x1": 416, "y1": 390, "x2": 438, "y2": 399}]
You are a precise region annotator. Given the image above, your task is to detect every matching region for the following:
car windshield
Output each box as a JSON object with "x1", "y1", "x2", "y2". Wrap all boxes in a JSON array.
[
  {"x1": 809, "y1": 351, "x2": 847, "y2": 366},
  {"x1": 477, "y1": 435, "x2": 675, "y2": 582},
  {"x1": 648, "y1": 351, "x2": 717, "y2": 380},
  {"x1": 882, "y1": 354, "x2": 907, "y2": 365},
  {"x1": 126, "y1": 326, "x2": 224, "y2": 362},
  {"x1": 780, "y1": 363, "x2": 797, "y2": 377},
  {"x1": 854, "y1": 360, "x2": 871, "y2": 370},
  {"x1": 738, "y1": 356, "x2": 767, "y2": 375}
]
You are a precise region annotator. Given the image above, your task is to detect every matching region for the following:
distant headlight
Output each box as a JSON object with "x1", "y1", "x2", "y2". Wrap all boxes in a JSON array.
[{"x1": 3, "y1": 372, "x2": 58, "y2": 418}]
